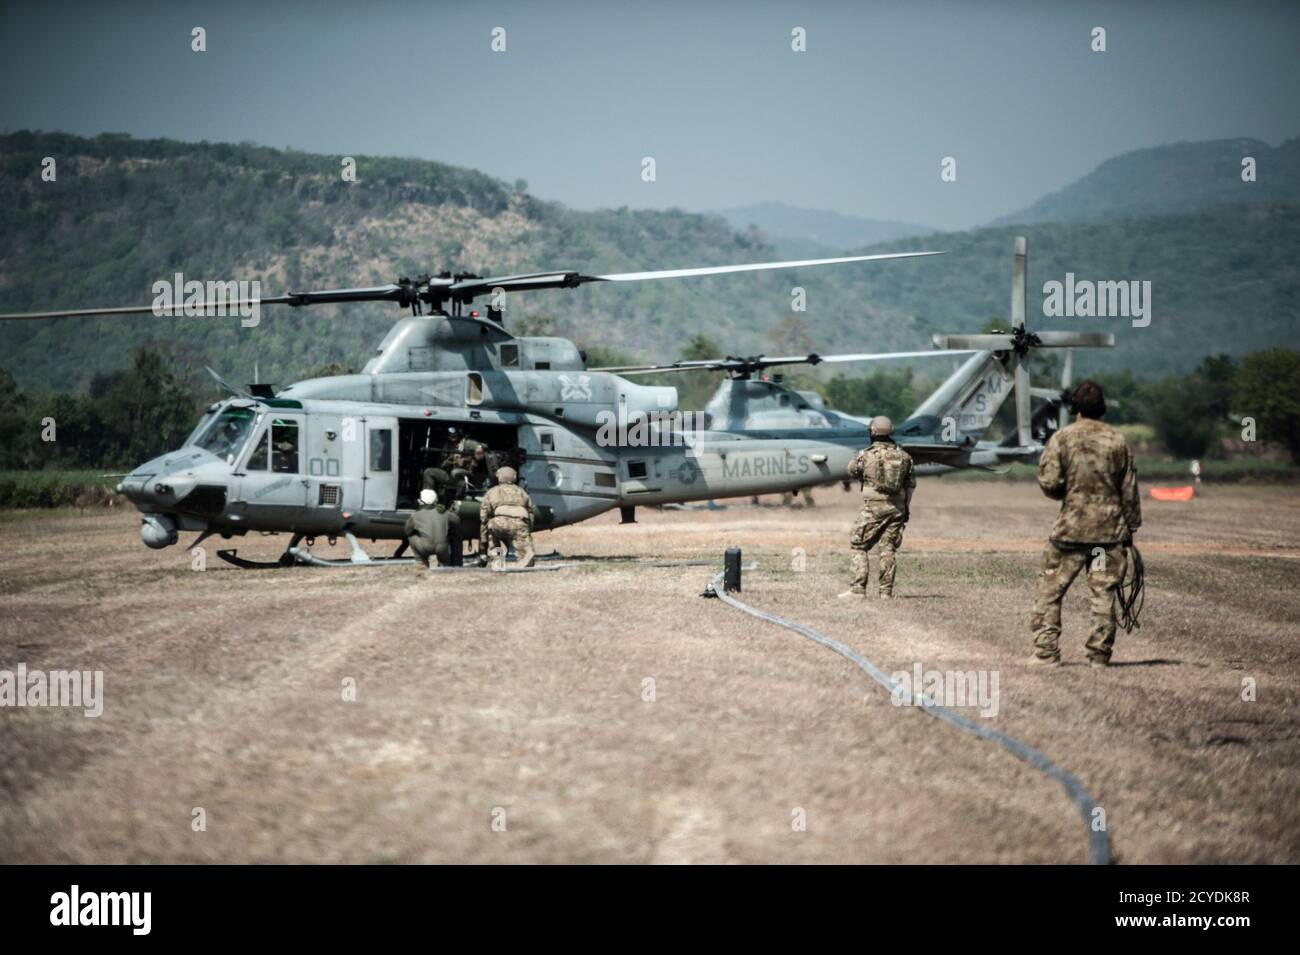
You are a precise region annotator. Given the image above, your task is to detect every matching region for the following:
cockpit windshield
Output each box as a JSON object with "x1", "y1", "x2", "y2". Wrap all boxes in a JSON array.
[
  {"x1": 183, "y1": 409, "x2": 217, "y2": 448},
  {"x1": 194, "y1": 408, "x2": 258, "y2": 464}
]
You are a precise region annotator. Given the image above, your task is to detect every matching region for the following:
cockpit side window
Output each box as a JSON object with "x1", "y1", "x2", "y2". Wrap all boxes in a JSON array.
[
  {"x1": 196, "y1": 408, "x2": 257, "y2": 464},
  {"x1": 271, "y1": 419, "x2": 300, "y2": 473}
]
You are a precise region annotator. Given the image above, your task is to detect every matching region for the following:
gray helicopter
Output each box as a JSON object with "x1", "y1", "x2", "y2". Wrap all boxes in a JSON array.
[
  {"x1": 0, "y1": 237, "x2": 1108, "y2": 567},
  {"x1": 594, "y1": 237, "x2": 1107, "y2": 478}
]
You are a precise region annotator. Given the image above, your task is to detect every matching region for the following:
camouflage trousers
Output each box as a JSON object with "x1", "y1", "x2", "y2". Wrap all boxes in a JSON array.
[
  {"x1": 483, "y1": 516, "x2": 535, "y2": 567},
  {"x1": 1031, "y1": 541, "x2": 1126, "y2": 663},
  {"x1": 849, "y1": 502, "x2": 906, "y2": 596}
]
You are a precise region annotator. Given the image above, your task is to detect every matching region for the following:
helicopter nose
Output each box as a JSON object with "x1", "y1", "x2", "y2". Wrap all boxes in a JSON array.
[
  {"x1": 117, "y1": 470, "x2": 198, "y2": 507},
  {"x1": 116, "y1": 471, "x2": 155, "y2": 503}
]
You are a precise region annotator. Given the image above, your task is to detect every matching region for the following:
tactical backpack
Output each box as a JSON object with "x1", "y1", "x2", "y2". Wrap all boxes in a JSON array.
[{"x1": 867, "y1": 448, "x2": 906, "y2": 496}]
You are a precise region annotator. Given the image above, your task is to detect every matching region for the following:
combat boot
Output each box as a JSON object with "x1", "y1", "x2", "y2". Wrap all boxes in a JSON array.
[
  {"x1": 837, "y1": 587, "x2": 866, "y2": 599},
  {"x1": 1026, "y1": 654, "x2": 1062, "y2": 668}
]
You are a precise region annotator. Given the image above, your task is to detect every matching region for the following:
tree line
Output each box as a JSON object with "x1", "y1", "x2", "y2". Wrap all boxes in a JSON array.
[{"x1": 1, "y1": 348, "x2": 210, "y2": 470}]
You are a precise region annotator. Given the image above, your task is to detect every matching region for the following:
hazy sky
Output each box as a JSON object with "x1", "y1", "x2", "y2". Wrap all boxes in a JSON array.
[{"x1": 2, "y1": 0, "x2": 1297, "y2": 230}]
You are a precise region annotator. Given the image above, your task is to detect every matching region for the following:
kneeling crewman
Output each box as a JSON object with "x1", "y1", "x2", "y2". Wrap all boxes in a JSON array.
[
  {"x1": 840, "y1": 415, "x2": 915, "y2": 599},
  {"x1": 404, "y1": 489, "x2": 462, "y2": 568},
  {"x1": 477, "y1": 466, "x2": 537, "y2": 568}
]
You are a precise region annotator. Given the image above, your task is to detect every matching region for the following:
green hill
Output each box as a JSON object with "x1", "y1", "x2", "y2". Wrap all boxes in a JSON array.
[
  {"x1": 0, "y1": 131, "x2": 786, "y2": 391},
  {"x1": 798, "y1": 202, "x2": 1300, "y2": 378},
  {"x1": 993, "y1": 136, "x2": 1300, "y2": 225},
  {"x1": 715, "y1": 201, "x2": 934, "y2": 257},
  {"x1": 1, "y1": 131, "x2": 1296, "y2": 390}
]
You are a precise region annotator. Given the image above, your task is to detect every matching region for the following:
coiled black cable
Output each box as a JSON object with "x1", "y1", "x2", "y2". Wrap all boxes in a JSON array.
[{"x1": 1117, "y1": 542, "x2": 1145, "y2": 634}]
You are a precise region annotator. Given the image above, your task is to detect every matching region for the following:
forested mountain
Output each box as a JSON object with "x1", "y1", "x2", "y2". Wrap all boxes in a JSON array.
[
  {"x1": 1, "y1": 131, "x2": 1296, "y2": 392},
  {"x1": 715, "y1": 201, "x2": 934, "y2": 256},
  {"x1": 801, "y1": 202, "x2": 1300, "y2": 379},
  {"x1": 992, "y1": 136, "x2": 1300, "y2": 225},
  {"x1": 0, "y1": 131, "x2": 784, "y2": 391}
]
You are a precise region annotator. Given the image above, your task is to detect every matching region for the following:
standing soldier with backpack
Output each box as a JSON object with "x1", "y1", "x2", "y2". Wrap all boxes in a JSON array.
[
  {"x1": 1030, "y1": 380, "x2": 1142, "y2": 668},
  {"x1": 840, "y1": 416, "x2": 916, "y2": 600}
]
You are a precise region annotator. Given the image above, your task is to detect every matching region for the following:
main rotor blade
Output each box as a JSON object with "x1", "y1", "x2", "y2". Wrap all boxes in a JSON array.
[
  {"x1": 271, "y1": 284, "x2": 411, "y2": 306},
  {"x1": 448, "y1": 272, "x2": 584, "y2": 299},
  {"x1": 592, "y1": 348, "x2": 976, "y2": 376},
  {"x1": 449, "y1": 251, "x2": 943, "y2": 300},
  {"x1": 0, "y1": 248, "x2": 943, "y2": 320},
  {"x1": 595, "y1": 250, "x2": 943, "y2": 283},
  {"x1": 1034, "y1": 331, "x2": 1115, "y2": 347},
  {"x1": 930, "y1": 334, "x2": 1016, "y2": 350},
  {"x1": 801, "y1": 348, "x2": 977, "y2": 364},
  {"x1": 931, "y1": 332, "x2": 1114, "y2": 349},
  {"x1": 1015, "y1": 358, "x2": 1032, "y2": 447},
  {"x1": 205, "y1": 366, "x2": 251, "y2": 398},
  {"x1": 0, "y1": 285, "x2": 411, "y2": 321},
  {"x1": 0, "y1": 304, "x2": 171, "y2": 321}
]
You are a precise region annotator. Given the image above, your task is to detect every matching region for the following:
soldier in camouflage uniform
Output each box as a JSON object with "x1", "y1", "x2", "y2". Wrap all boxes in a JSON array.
[
  {"x1": 1031, "y1": 380, "x2": 1142, "y2": 668},
  {"x1": 439, "y1": 431, "x2": 494, "y2": 497},
  {"x1": 440, "y1": 429, "x2": 484, "y2": 472},
  {"x1": 839, "y1": 416, "x2": 916, "y2": 599},
  {"x1": 477, "y1": 466, "x2": 537, "y2": 568}
]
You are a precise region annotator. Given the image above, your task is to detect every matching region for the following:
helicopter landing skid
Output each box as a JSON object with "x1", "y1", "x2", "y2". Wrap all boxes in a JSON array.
[
  {"x1": 287, "y1": 531, "x2": 416, "y2": 567},
  {"x1": 287, "y1": 548, "x2": 417, "y2": 568},
  {"x1": 216, "y1": 535, "x2": 565, "y2": 570},
  {"x1": 215, "y1": 548, "x2": 292, "y2": 569},
  {"x1": 214, "y1": 531, "x2": 304, "y2": 569},
  {"x1": 216, "y1": 531, "x2": 416, "y2": 569}
]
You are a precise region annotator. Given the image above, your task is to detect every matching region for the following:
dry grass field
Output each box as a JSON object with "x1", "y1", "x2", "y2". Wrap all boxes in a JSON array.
[{"x1": 1, "y1": 480, "x2": 1298, "y2": 864}]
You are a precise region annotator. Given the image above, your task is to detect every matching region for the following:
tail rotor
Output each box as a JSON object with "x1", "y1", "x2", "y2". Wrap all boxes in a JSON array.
[
  {"x1": 931, "y1": 236, "x2": 1113, "y2": 450},
  {"x1": 1012, "y1": 236, "x2": 1033, "y2": 448}
]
